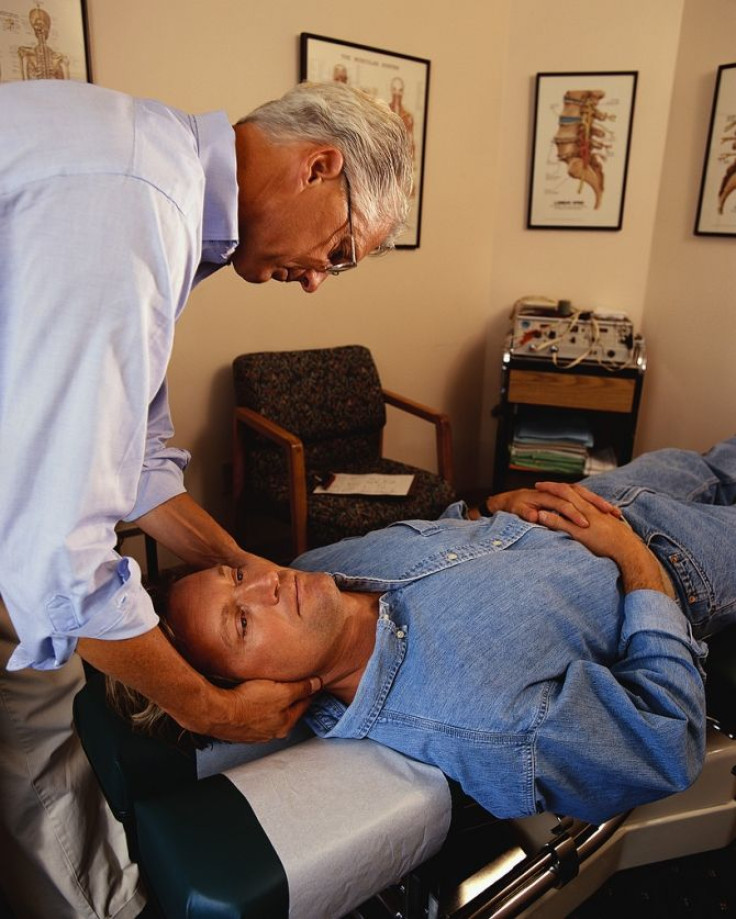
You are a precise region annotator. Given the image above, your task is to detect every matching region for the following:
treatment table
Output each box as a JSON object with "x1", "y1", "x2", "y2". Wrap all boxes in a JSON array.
[{"x1": 74, "y1": 623, "x2": 736, "y2": 919}]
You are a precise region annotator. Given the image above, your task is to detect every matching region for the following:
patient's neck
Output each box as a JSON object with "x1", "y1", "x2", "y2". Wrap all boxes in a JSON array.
[{"x1": 322, "y1": 591, "x2": 381, "y2": 705}]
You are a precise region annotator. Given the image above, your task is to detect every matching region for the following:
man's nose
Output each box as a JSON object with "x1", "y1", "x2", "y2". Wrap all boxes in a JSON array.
[
  {"x1": 236, "y1": 569, "x2": 280, "y2": 604},
  {"x1": 299, "y1": 269, "x2": 328, "y2": 293}
]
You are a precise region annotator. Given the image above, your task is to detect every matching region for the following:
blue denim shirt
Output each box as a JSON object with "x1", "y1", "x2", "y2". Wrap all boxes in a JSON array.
[{"x1": 296, "y1": 503, "x2": 708, "y2": 824}]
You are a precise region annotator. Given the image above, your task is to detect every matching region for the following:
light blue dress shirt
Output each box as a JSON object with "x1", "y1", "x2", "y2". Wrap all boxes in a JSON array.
[
  {"x1": 297, "y1": 436, "x2": 736, "y2": 823},
  {"x1": 0, "y1": 80, "x2": 238, "y2": 670}
]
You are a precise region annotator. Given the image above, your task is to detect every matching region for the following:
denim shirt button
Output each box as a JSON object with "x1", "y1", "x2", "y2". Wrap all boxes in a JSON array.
[
  {"x1": 492, "y1": 539, "x2": 503, "y2": 547},
  {"x1": 396, "y1": 630, "x2": 406, "y2": 639},
  {"x1": 446, "y1": 552, "x2": 458, "y2": 560}
]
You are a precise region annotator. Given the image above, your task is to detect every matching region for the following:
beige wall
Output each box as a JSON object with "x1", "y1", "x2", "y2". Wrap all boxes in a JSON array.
[
  {"x1": 85, "y1": 0, "x2": 735, "y2": 538},
  {"x1": 480, "y1": 0, "x2": 684, "y2": 463},
  {"x1": 636, "y1": 0, "x2": 736, "y2": 454}
]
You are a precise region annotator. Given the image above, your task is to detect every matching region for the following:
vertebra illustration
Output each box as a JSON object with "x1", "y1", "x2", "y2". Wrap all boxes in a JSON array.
[{"x1": 554, "y1": 90, "x2": 614, "y2": 209}]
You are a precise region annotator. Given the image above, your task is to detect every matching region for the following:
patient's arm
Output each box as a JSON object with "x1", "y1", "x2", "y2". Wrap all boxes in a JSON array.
[
  {"x1": 477, "y1": 482, "x2": 621, "y2": 527},
  {"x1": 527, "y1": 487, "x2": 706, "y2": 822},
  {"x1": 535, "y1": 588, "x2": 707, "y2": 822}
]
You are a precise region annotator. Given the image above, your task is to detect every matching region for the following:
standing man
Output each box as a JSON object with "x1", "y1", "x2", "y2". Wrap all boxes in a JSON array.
[{"x1": 0, "y1": 79, "x2": 412, "y2": 919}]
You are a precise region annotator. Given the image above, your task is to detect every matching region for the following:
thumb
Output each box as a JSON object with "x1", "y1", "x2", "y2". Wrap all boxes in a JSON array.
[{"x1": 287, "y1": 675, "x2": 323, "y2": 703}]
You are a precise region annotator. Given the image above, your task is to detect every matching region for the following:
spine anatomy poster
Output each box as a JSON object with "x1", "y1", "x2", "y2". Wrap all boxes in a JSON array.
[{"x1": 528, "y1": 72, "x2": 637, "y2": 231}]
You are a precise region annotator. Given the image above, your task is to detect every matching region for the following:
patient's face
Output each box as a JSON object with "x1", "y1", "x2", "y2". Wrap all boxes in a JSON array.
[{"x1": 166, "y1": 556, "x2": 348, "y2": 684}]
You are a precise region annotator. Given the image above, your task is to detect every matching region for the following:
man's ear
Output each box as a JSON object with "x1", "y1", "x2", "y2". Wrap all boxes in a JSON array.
[{"x1": 303, "y1": 146, "x2": 344, "y2": 187}]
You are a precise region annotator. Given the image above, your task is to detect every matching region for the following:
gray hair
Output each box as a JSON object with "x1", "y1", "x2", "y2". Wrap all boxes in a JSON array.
[{"x1": 240, "y1": 81, "x2": 414, "y2": 248}]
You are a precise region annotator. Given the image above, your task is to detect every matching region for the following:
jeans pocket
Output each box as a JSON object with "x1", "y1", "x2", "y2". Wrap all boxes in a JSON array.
[
  {"x1": 609, "y1": 484, "x2": 654, "y2": 507},
  {"x1": 648, "y1": 533, "x2": 715, "y2": 631}
]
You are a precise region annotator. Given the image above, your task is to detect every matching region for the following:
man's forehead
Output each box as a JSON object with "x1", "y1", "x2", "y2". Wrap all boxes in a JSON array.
[{"x1": 168, "y1": 573, "x2": 205, "y2": 619}]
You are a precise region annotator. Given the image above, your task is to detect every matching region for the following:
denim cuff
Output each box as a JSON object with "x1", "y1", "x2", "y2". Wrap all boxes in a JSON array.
[{"x1": 620, "y1": 590, "x2": 707, "y2": 662}]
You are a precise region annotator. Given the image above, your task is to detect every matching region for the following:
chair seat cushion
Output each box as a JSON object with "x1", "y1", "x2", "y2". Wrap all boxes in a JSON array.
[
  {"x1": 245, "y1": 457, "x2": 455, "y2": 550},
  {"x1": 307, "y1": 461, "x2": 456, "y2": 548}
]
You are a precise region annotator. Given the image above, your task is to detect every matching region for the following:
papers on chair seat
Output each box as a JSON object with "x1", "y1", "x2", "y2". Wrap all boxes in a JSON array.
[{"x1": 313, "y1": 473, "x2": 415, "y2": 496}]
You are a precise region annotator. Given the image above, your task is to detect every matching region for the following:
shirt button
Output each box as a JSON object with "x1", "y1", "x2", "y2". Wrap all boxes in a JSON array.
[
  {"x1": 396, "y1": 630, "x2": 405, "y2": 639},
  {"x1": 446, "y1": 552, "x2": 458, "y2": 560},
  {"x1": 492, "y1": 539, "x2": 503, "y2": 547}
]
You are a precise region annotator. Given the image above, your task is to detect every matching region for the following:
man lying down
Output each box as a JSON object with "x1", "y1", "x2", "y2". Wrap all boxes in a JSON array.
[{"x1": 109, "y1": 437, "x2": 736, "y2": 825}]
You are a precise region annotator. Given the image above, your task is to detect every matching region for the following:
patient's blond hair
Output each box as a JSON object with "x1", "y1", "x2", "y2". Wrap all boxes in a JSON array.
[{"x1": 104, "y1": 575, "x2": 211, "y2": 750}]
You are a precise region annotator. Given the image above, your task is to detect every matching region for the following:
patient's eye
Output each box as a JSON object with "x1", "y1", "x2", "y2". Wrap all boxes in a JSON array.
[
  {"x1": 240, "y1": 612, "x2": 248, "y2": 638},
  {"x1": 234, "y1": 567, "x2": 244, "y2": 584}
]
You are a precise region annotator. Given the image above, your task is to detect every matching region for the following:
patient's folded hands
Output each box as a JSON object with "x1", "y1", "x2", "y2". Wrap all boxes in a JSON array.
[
  {"x1": 532, "y1": 483, "x2": 669, "y2": 596},
  {"x1": 482, "y1": 482, "x2": 622, "y2": 527}
]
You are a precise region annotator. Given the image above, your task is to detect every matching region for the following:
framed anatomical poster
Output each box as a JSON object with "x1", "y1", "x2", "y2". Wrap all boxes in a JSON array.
[
  {"x1": 300, "y1": 32, "x2": 430, "y2": 248},
  {"x1": 527, "y1": 71, "x2": 638, "y2": 231},
  {"x1": 695, "y1": 63, "x2": 736, "y2": 237},
  {"x1": 0, "y1": 0, "x2": 90, "y2": 83}
]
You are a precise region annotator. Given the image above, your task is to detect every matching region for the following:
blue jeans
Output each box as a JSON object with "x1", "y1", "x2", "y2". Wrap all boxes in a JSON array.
[{"x1": 583, "y1": 437, "x2": 736, "y2": 639}]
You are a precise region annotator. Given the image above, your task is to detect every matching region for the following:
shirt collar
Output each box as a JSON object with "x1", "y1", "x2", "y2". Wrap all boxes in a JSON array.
[
  {"x1": 308, "y1": 601, "x2": 407, "y2": 738},
  {"x1": 191, "y1": 110, "x2": 239, "y2": 271}
]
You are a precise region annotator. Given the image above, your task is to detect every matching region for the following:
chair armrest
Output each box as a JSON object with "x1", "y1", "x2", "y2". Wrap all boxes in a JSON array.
[
  {"x1": 382, "y1": 389, "x2": 454, "y2": 487},
  {"x1": 232, "y1": 407, "x2": 309, "y2": 557}
]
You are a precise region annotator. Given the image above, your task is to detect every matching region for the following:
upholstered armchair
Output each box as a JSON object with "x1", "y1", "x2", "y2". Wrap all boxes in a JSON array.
[{"x1": 232, "y1": 345, "x2": 455, "y2": 559}]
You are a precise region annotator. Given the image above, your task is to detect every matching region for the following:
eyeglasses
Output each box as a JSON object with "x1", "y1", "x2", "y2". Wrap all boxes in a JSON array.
[{"x1": 326, "y1": 173, "x2": 357, "y2": 276}]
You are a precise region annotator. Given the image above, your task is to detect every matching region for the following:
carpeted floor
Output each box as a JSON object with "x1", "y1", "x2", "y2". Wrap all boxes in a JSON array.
[{"x1": 570, "y1": 836, "x2": 736, "y2": 918}]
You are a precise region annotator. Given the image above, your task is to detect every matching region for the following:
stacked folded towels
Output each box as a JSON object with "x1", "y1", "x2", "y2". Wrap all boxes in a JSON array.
[{"x1": 509, "y1": 413, "x2": 615, "y2": 476}]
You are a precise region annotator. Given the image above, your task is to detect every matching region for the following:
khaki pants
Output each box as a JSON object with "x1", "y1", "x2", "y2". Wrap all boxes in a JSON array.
[{"x1": 0, "y1": 598, "x2": 146, "y2": 919}]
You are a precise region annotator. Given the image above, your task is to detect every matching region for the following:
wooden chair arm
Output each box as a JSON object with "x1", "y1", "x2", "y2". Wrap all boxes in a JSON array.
[
  {"x1": 232, "y1": 407, "x2": 309, "y2": 557},
  {"x1": 233, "y1": 406, "x2": 302, "y2": 451},
  {"x1": 382, "y1": 389, "x2": 454, "y2": 487}
]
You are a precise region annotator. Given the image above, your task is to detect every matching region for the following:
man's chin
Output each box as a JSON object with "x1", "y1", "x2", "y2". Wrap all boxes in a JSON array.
[
  {"x1": 230, "y1": 260, "x2": 270, "y2": 284},
  {"x1": 240, "y1": 271, "x2": 269, "y2": 285}
]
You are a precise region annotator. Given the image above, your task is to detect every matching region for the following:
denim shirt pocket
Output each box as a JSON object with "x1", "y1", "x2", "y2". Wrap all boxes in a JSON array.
[{"x1": 386, "y1": 520, "x2": 442, "y2": 536}]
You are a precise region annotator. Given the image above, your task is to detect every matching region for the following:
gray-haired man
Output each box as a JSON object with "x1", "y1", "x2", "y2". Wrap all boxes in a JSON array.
[{"x1": 0, "y1": 78, "x2": 411, "y2": 919}]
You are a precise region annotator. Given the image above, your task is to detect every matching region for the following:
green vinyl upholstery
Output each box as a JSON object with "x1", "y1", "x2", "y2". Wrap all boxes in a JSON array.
[{"x1": 73, "y1": 672, "x2": 288, "y2": 918}]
